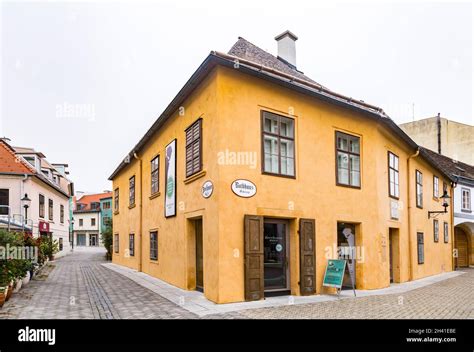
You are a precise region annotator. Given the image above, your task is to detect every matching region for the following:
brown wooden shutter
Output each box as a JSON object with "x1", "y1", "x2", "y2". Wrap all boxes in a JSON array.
[
  {"x1": 244, "y1": 215, "x2": 264, "y2": 301},
  {"x1": 185, "y1": 119, "x2": 202, "y2": 177},
  {"x1": 299, "y1": 218, "x2": 316, "y2": 295}
]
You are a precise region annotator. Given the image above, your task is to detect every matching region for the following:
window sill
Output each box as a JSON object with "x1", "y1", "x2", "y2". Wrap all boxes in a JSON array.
[
  {"x1": 149, "y1": 192, "x2": 161, "y2": 200},
  {"x1": 128, "y1": 204, "x2": 136, "y2": 210},
  {"x1": 461, "y1": 209, "x2": 472, "y2": 213},
  {"x1": 433, "y1": 197, "x2": 439, "y2": 202},
  {"x1": 336, "y1": 183, "x2": 361, "y2": 190},
  {"x1": 114, "y1": 211, "x2": 119, "y2": 215},
  {"x1": 184, "y1": 170, "x2": 206, "y2": 184},
  {"x1": 262, "y1": 171, "x2": 296, "y2": 179},
  {"x1": 149, "y1": 260, "x2": 159, "y2": 264}
]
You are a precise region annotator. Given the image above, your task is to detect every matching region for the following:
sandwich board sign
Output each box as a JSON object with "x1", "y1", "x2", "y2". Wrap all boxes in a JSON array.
[{"x1": 322, "y1": 259, "x2": 356, "y2": 297}]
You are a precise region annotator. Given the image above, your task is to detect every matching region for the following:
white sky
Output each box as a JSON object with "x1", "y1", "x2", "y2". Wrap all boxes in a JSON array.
[{"x1": 1, "y1": 0, "x2": 472, "y2": 192}]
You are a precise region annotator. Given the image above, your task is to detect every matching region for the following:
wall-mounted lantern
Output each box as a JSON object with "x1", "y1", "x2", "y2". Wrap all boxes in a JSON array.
[{"x1": 428, "y1": 191, "x2": 450, "y2": 219}]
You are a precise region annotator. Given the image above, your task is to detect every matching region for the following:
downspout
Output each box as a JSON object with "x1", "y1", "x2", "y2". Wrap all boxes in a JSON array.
[
  {"x1": 407, "y1": 148, "x2": 420, "y2": 281},
  {"x1": 437, "y1": 113, "x2": 441, "y2": 154},
  {"x1": 450, "y1": 180, "x2": 457, "y2": 271},
  {"x1": 133, "y1": 152, "x2": 143, "y2": 272}
]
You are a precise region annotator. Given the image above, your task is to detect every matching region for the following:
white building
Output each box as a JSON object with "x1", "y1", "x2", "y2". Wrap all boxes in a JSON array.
[{"x1": 0, "y1": 139, "x2": 74, "y2": 258}]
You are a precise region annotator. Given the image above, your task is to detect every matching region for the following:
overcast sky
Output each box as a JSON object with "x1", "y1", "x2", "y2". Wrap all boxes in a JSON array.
[{"x1": 1, "y1": 0, "x2": 472, "y2": 192}]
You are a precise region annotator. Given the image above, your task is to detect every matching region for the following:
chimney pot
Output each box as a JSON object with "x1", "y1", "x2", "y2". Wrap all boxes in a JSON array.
[{"x1": 275, "y1": 30, "x2": 298, "y2": 68}]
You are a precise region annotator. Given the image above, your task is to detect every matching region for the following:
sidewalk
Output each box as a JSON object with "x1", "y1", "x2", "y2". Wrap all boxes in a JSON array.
[{"x1": 102, "y1": 262, "x2": 464, "y2": 317}]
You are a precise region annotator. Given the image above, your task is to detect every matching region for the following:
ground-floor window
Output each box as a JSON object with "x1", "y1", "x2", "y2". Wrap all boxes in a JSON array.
[
  {"x1": 433, "y1": 219, "x2": 439, "y2": 243},
  {"x1": 77, "y1": 234, "x2": 86, "y2": 246},
  {"x1": 417, "y1": 232, "x2": 424, "y2": 264},
  {"x1": 114, "y1": 234, "x2": 119, "y2": 253},
  {"x1": 150, "y1": 231, "x2": 158, "y2": 260},
  {"x1": 444, "y1": 222, "x2": 449, "y2": 243},
  {"x1": 129, "y1": 234, "x2": 135, "y2": 257},
  {"x1": 59, "y1": 238, "x2": 63, "y2": 251}
]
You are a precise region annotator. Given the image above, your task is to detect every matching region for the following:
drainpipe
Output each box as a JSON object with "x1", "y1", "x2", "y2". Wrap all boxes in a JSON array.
[
  {"x1": 133, "y1": 152, "x2": 143, "y2": 272},
  {"x1": 450, "y1": 180, "x2": 457, "y2": 271},
  {"x1": 407, "y1": 148, "x2": 420, "y2": 281}
]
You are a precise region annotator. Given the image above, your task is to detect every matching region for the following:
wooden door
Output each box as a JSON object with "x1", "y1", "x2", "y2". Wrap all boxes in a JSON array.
[
  {"x1": 299, "y1": 218, "x2": 316, "y2": 295},
  {"x1": 244, "y1": 215, "x2": 264, "y2": 301},
  {"x1": 195, "y1": 219, "x2": 204, "y2": 291},
  {"x1": 455, "y1": 228, "x2": 468, "y2": 268}
]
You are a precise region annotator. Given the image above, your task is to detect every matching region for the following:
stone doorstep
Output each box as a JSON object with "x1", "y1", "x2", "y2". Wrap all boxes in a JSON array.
[{"x1": 101, "y1": 263, "x2": 466, "y2": 317}]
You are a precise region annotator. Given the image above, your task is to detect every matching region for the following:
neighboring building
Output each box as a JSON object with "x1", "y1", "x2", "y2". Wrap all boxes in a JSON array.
[
  {"x1": 100, "y1": 194, "x2": 112, "y2": 234},
  {"x1": 0, "y1": 139, "x2": 74, "y2": 258},
  {"x1": 421, "y1": 147, "x2": 474, "y2": 268},
  {"x1": 109, "y1": 32, "x2": 455, "y2": 304},
  {"x1": 399, "y1": 115, "x2": 474, "y2": 165},
  {"x1": 73, "y1": 192, "x2": 112, "y2": 247}
]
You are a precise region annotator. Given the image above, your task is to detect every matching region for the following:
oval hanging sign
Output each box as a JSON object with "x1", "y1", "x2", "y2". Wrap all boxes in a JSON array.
[
  {"x1": 231, "y1": 179, "x2": 257, "y2": 198},
  {"x1": 201, "y1": 180, "x2": 214, "y2": 198}
]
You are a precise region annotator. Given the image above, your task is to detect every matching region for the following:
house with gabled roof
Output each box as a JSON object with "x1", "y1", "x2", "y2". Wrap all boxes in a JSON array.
[{"x1": 109, "y1": 32, "x2": 456, "y2": 304}]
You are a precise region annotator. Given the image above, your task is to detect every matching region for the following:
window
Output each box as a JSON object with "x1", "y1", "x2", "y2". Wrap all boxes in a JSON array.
[
  {"x1": 433, "y1": 219, "x2": 439, "y2": 243},
  {"x1": 114, "y1": 234, "x2": 119, "y2": 253},
  {"x1": 59, "y1": 238, "x2": 63, "y2": 251},
  {"x1": 151, "y1": 156, "x2": 160, "y2": 194},
  {"x1": 388, "y1": 152, "x2": 399, "y2": 198},
  {"x1": 102, "y1": 201, "x2": 111, "y2": 209},
  {"x1": 262, "y1": 111, "x2": 295, "y2": 177},
  {"x1": 114, "y1": 188, "x2": 119, "y2": 211},
  {"x1": 39, "y1": 194, "x2": 45, "y2": 218},
  {"x1": 91, "y1": 218, "x2": 96, "y2": 226},
  {"x1": 416, "y1": 170, "x2": 423, "y2": 208},
  {"x1": 103, "y1": 216, "x2": 112, "y2": 227},
  {"x1": 48, "y1": 199, "x2": 53, "y2": 221},
  {"x1": 417, "y1": 232, "x2": 424, "y2": 264},
  {"x1": 185, "y1": 119, "x2": 202, "y2": 177},
  {"x1": 444, "y1": 222, "x2": 449, "y2": 243},
  {"x1": 150, "y1": 231, "x2": 158, "y2": 260},
  {"x1": 461, "y1": 188, "x2": 471, "y2": 211},
  {"x1": 91, "y1": 202, "x2": 100, "y2": 210},
  {"x1": 336, "y1": 131, "x2": 361, "y2": 187},
  {"x1": 129, "y1": 176, "x2": 135, "y2": 206},
  {"x1": 79, "y1": 219, "x2": 83, "y2": 227},
  {"x1": 60, "y1": 205, "x2": 64, "y2": 224},
  {"x1": 129, "y1": 234, "x2": 135, "y2": 257},
  {"x1": 0, "y1": 189, "x2": 9, "y2": 215},
  {"x1": 433, "y1": 176, "x2": 439, "y2": 199}
]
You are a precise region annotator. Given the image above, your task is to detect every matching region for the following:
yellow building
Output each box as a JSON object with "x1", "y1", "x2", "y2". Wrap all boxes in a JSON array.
[{"x1": 109, "y1": 32, "x2": 455, "y2": 304}]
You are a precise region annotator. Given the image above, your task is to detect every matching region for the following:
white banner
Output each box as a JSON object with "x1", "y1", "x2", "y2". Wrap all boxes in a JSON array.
[{"x1": 164, "y1": 139, "x2": 177, "y2": 217}]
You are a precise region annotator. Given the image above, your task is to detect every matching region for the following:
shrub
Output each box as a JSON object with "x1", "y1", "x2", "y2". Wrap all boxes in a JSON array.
[{"x1": 101, "y1": 225, "x2": 113, "y2": 260}]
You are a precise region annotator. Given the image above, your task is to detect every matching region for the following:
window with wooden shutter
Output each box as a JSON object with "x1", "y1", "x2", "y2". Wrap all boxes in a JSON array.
[{"x1": 185, "y1": 119, "x2": 202, "y2": 177}]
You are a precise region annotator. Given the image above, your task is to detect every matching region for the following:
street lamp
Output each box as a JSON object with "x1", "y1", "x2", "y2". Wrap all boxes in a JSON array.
[
  {"x1": 21, "y1": 193, "x2": 31, "y2": 224},
  {"x1": 428, "y1": 191, "x2": 451, "y2": 219}
]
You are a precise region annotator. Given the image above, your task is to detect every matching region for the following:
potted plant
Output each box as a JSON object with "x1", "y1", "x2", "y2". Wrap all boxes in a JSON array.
[{"x1": 0, "y1": 267, "x2": 8, "y2": 308}]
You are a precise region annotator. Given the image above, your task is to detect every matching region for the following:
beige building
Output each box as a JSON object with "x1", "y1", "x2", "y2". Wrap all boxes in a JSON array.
[{"x1": 399, "y1": 115, "x2": 474, "y2": 165}]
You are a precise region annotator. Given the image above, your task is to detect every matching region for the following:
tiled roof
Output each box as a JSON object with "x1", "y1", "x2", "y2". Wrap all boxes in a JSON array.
[
  {"x1": 0, "y1": 141, "x2": 35, "y2": 174},
  {"x1": 420, "y1": 147, "x2": 474, "y2": 181},
  {"x1": 75, "y1": 192, "x2": 112, "y2": 211},
  {"x1": 228, "y1": 37, "x2": 323, "y2": 87}
]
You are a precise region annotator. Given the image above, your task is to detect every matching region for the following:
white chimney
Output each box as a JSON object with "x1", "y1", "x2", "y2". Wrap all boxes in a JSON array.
[{"x1": 275, "y1": 30, "x2": 298, "y2": 68}]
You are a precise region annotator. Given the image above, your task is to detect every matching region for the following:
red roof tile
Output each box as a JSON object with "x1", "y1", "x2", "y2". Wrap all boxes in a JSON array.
[{"x1": 0, "y1": 141, "x2": 35, "y2": 174}]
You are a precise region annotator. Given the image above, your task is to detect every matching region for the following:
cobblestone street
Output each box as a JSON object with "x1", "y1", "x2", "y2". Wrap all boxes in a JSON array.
[{"x1": 1, "y1": 249, "x2": 473, "y2": 319}]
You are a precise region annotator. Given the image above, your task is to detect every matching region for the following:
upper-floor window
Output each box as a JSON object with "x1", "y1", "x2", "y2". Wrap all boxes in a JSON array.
[
  {"x1": 102, "y1": 201, "x2": 111, "y2": 209},
  {"x1": 114, "y1": 188, "x2": 119, "y2": 211},
  {"x1": 416, "y1": 170, "x2": 423, "y2": 208},
  {"x1": 461, "y1": 188, "x2": 471, "y2": 211},
  {"x1": 48, "y1": 199, "x2": 53, "y2": 221},
  {"x1": 91, "y1": 202, "x2": 100, "y2": 210},
  {"x1": 433, "y1": 219, "x2": 439, "y2": 243},
  {"x1": 60, "y1": 204, "x2": 64, "y2": 224},
  {"x1": 39, "y1": 194, "x2": 45, "y2": 218},
  {"x1": 79, "y1": 219, "x2": 83, "y2": 227},
  {"x1": 336, "y1": 131, "x2": 360, "y2": 187},
  {"x1": 0, "y1": 189, "x2": 9, "y2": 216},
  {"x1": 262, "y1": 111, "x2": 295, "y2": 177},
  {"x1": 388, "y1": 152, "x2": 399, "y2": 198},
  {"x1": 103, "y1": 216, "x2": 112, "y2": 227},
  {"x1": 433, "y1": 176, "x2": 439, "y2": 199},
  {"x1": 91, "y1": 218, "x2": 96, "y2": 226},
  {"x1": 151, "y1": 155, "x2": 160, "y2": 194},
  {"x1": 185, "y1": 119, "x2": 202, "y2": 177},
  {"x1": 129, "y1": 176, "x2": 135, "y2": 206}
]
